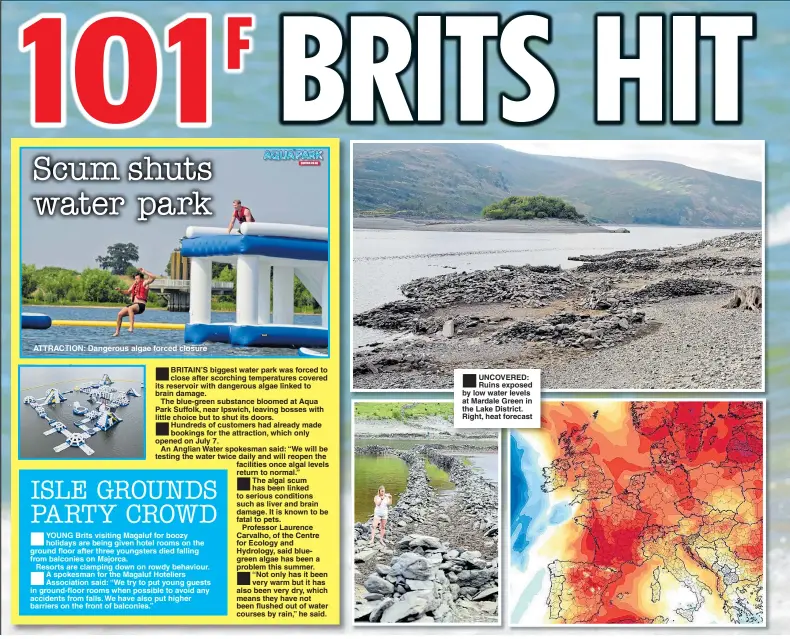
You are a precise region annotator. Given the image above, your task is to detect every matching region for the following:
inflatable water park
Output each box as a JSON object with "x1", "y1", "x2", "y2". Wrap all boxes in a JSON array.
[
  {"x1": 23, "y1": 374, "x2": 142, "y2": 456},
  {"x1": 21, "y1": 222, "x2": 330, "y2": 352},
  {"x1": 181, "y1": 222, "x2": 329, "y2": 347}
]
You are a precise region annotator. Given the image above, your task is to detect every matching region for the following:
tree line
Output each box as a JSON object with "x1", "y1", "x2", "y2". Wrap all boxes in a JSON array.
[
  {"x1": 24, "y1": 241, "x2": 319, "y2": 312},
  {"x1": 22, "y1": 265, "x2": 154, "y2": 305}
]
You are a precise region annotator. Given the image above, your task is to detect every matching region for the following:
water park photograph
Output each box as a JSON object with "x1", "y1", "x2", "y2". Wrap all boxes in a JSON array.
[
  {"x1": 509, "y1": 400, "x2": 764, "y2": 627},
  {"x1": 18, "y1": 366, "x2": 145, "y2": 460},
  {"x1": 17, "y1": 144, "x2": 334, "y2": 359},
  {"x1": 351, "y1": 140, "x2": 765, "y2": 392},
  {"x1": 352, "y1": 401, "x2": 500, "y2": 625}
]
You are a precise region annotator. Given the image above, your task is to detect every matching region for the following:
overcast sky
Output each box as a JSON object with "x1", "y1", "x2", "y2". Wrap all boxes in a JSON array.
[{"x1": 496, "y1": 140, "x2": 764, "y2": 182}]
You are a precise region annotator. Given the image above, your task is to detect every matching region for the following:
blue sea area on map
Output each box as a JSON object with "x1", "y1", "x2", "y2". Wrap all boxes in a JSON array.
[
  {"x1": 511, "y1": 432, "x2": 571, "y2": 572},
  {"x1": 549, "y1": 501, "x2": 572, "y2": 526}
]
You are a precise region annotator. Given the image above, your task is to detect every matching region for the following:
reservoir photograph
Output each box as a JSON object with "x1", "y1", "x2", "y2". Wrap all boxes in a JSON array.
[{"x1": 351, "y1": 140, "x2": 764, "y2": 392}]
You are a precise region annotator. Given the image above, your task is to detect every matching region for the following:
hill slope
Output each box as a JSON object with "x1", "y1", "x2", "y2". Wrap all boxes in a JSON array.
[{"x1": 352, "y1": 143, "x2": 762, "y2": 228}]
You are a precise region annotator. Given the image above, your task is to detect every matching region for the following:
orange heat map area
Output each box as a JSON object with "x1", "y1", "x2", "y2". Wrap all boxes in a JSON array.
[{"x1": 510, "y1": 401, "x2": 764, "y2": 626}]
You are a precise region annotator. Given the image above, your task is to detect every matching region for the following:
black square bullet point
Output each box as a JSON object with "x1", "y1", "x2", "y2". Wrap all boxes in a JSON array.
[
  {"x1": 155, "y1": 422, "x2": 170, "y2": 436},
  {"x1": 463, "y1": 373, "x2": 477, "y2": 388},
  {"x1": 237, "y1": 477, "x2": 251, "y2": 491},
  {"x1": 155, "y1": 367, "x2": 169, "y2": 381},
  {"x1": 236, "y1": 572, "x2": 251, "y2": 586}
]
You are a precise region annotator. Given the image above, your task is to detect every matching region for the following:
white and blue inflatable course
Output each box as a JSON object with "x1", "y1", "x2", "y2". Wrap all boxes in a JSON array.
[{"x1": 180, "y1": 222, "x2": 328, "y2": 348}]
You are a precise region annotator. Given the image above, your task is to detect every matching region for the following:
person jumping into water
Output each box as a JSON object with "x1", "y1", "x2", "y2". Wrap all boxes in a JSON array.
[
  {"x1": 113, "y1": 268, "x2": 156, "y2": 336},
  {"x1": 370, "y1": 486, "x2": 392, "y2": 546},
  {"x1": 227, "y1": 199, "x2": 255, "y2": 233}
]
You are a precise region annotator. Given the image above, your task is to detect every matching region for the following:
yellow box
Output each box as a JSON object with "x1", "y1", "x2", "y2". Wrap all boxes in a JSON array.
[{"x1": 11, "y1": 138, "x2": 340, "y2": 625}]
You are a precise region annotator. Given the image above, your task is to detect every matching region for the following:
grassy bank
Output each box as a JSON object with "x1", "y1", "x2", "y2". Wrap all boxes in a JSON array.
[{"x1": 354, "y1": 402, "x2": 453, "y2": 421}]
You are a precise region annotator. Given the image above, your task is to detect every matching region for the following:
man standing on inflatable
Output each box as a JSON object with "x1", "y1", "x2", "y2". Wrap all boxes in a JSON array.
[
  {"x1": 112, "y1": 268, "x2": 156, "y2": 336},
  {"x1": 227, "y1": 199, "x2": 255, "y2": 232}
]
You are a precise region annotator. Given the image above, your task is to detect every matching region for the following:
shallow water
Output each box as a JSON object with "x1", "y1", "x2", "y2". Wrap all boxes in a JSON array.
[
  {"x1": 354, "y1": 445, "x2": 498, "y2": 523},
  {"x1": 356, "y1": 437, "x2": 444, "y2": 450},
  {"x1": 460, "y1": 453, "x2": 500, "y2": 481},
  {"x1": 21, "y1": 305, "x2": 323, "y2": 358},
  {"x1": 354, "y1": 454, "x2": 408, "y2": 523},
  {"x1": 353, "y1": 225, "x2": 751, "y2": 347}
]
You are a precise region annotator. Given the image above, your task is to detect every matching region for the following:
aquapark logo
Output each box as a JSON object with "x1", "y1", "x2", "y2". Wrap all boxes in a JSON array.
[{"x1": 263, "y1": 149, "x2": 323, "y2": 166}]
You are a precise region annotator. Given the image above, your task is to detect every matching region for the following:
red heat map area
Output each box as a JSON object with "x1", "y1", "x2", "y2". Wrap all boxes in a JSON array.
[{"x1": 538, "y1": 401, "x2": 764, "y2": 625}]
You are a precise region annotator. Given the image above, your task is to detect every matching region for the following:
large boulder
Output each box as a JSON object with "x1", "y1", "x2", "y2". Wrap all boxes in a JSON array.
[
  {"x1": 370, "y1": 598, "x2": 394, "y2": 622},
  {"x1": 365, "y1": 574, "x2": 395, "y2": 595},
  {"x1": 389, "y1": 552, "x2": 432, "y2": 581},
  {"x1": 457, "y1": 569, "x2": 496, "y2": 589},
  {"x1": 380, "y1": 591, "x2": 431, "y2": 623},
  {"x1": 355, "y1": 548, "x2": 377, "y2": 563}
]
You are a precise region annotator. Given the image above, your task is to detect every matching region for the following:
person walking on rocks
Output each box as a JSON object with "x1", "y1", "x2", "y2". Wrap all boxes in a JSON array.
[{"x1": 371, "y1": 486, "x2": 392, "y2": 545}]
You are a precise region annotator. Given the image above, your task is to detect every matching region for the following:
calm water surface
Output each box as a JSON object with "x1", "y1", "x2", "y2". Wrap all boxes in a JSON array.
[
  {"x1": 354, "y1": 441, "x2": 498, "y2": 523},
  {"x1": 21, "y1": 306, "x2": 324, "y2": 358},
  {"x1": 19, "y1": 378, "x2": 144, "y2": 459}
]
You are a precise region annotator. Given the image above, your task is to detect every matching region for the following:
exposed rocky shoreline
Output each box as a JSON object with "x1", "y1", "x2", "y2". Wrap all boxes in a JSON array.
[
  {"x1": 353, "y1": 232, "x2": 763, "y2": 390},
  {"x1": 354, "y1": 444, "x2": 499, "y2": 624}
]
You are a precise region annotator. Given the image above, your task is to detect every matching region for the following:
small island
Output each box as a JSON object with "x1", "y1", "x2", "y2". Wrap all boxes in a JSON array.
[
  {"x1": 355, "y1": 194, "x2": 613, "y2": 234},
  {"x1": 481, "y1": 194, "x2": 587, "y2": 222}
]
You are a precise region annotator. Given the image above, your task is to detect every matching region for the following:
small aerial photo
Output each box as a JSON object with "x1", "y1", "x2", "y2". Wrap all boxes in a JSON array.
[{"x1": 19, "y1": 366, "x2": 145, "y2": 459}]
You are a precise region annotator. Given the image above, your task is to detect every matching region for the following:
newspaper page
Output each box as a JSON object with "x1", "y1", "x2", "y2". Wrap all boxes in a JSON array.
[{"x1": 0, "y1": 1, "x2": 778, "y2": 634}]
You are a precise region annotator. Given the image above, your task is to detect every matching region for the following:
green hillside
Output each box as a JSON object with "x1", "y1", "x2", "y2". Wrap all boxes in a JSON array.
[{"x1": 352, "y1": 143, "x2": 762, "y2": 227}]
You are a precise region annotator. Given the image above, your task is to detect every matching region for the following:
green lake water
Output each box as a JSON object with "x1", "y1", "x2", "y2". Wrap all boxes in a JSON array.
[
  {"x1": 354, "y1": 454, "x2": 409, "y2": 523},
  {"x1": 354, "y1": 442, "x2": 498, "y2": 522}
]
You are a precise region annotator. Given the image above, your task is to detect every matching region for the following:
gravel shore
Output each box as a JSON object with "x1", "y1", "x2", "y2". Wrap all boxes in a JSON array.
[
  {"x1": 355, "y1": 417, "x2": 499, "y2": 441},
  {"x1": 353, "y1": 232, "x2": 763, "y2": 391}
]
